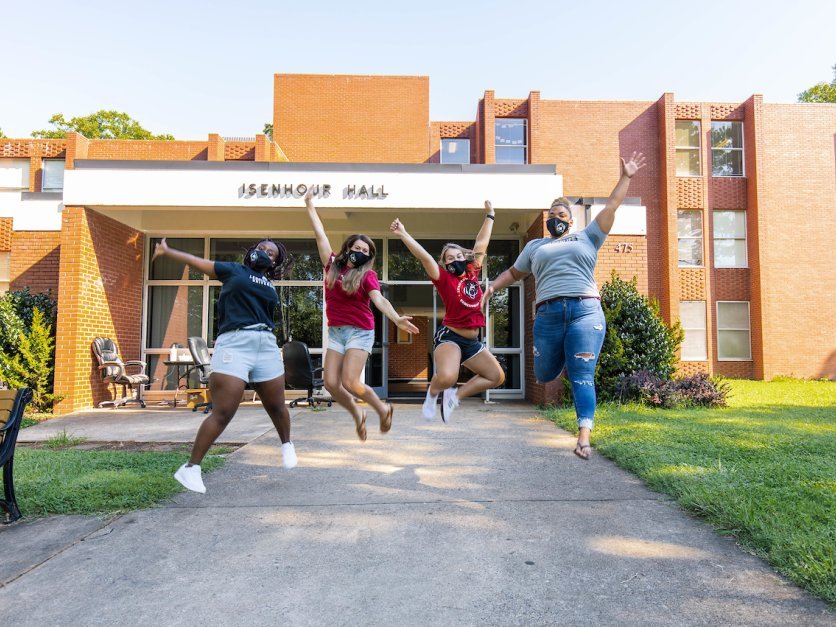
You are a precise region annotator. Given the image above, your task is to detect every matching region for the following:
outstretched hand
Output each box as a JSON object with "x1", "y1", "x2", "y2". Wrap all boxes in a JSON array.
[
  {"x1": 396, "y1": 315, "x2": 419, "y2": 335},
  {"x1": 152, "y1": 237, "x2": 169, "y2": 262},
  {"x1": 621, "y1": 152, "x2": 647, "y2": 178},
  {"x1": 480, "y1": 285, "x2": 495, "y2": 311}
]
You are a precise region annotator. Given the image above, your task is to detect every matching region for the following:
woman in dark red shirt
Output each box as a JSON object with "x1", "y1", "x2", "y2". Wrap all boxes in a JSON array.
[
  {"x1": 305, "y1": 189, "x2": 419, "y2": 441},
  {"x1": 390, "y1": 201, "x2": 505, "y2": 423}
]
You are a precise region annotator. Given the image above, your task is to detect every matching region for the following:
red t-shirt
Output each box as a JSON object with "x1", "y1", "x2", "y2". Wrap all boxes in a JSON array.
[
  {"x1": 324, "y1": 253, "x2": 380, "y2": 330},
  {"x1": 431, "y1": 264, "x2": 485, "y2": 329}
]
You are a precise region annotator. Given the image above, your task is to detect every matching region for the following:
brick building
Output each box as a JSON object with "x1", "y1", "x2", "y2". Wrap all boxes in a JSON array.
[{"x1": 1, "y1": 73, "x2": 833, "y2": 414}]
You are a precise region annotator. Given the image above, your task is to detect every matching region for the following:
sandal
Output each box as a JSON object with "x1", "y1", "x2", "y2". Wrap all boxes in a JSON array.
[
  {"x1": 573, "y1": 443, "x2": 592, "y2": 460},
  {"x1": 380, "y1": 403, "x2": 394, "y2": 433},
  {"x1": 354, "y1": 410, "x2": 367, "y2": 442}
]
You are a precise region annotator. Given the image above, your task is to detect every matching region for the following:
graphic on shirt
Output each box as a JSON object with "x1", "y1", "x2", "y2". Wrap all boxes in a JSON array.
[{"x1": 457, "y1": 276, "x2": 481, "y2": 309}]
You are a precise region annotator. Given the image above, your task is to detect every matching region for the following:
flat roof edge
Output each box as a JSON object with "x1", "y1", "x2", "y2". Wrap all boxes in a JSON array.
[{"x1": 72, "y1": 161, "x2": 558, "y2": 174}]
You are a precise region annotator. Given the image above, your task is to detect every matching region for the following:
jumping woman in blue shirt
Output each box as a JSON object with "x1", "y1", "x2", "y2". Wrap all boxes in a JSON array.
[
  {"x1": 483, "y1": 152, "x2": 646, "y2": 460},
  {"x1": 153, "y1": 237, "x2": 296, "y2": 493}
]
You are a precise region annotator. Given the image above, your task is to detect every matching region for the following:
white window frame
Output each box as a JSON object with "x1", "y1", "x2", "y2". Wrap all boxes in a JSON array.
[
  {"x1": 713, "y1": 210, "x2": 747, "y2": 268},
  {"x1": 494, "y1": 118, "x2": 527, "y2": 164},
  {"x1": 716, "y1": 301, "x2": 752, "y2": 361},
  {"x1": 41, "y1": 159, "x2": 66, "y2": 192},
  {"x1": 440, "y1": 138, "x2": 471, "y2": 165},
  {"x1": 680, "y1": 300, "x2": 707, "y2": 361},
  {"x1": 675, "y1": 120, "x2": 701, "y2": 176},
  {"x1": 0, "y1": 158, "x2": 30, "y2": 190},
  {"x1": 0, "y1": 251, "x2": 10, "y2": 294},
  {"x1": 677, "y1": 210, "x2": 704, "y2": 268},
  {"x1": 710, "y1": 121, "x2": 745, "y2": 177}
]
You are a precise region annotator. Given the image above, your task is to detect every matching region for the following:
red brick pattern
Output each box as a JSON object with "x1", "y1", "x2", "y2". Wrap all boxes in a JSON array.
[
  {"x1": 87, "y1": 140, "x2": 209, "y2": 161},
  {"x1": 494, "y1": 99, "x2": 528, "y2": 118},
  {"x1": 273, "y1": 74, "x2": 430, "y2": 163},
  {"x1": 674, "y1": 104, "x2": 701, "y2": 119},
  {"x1": 0, "y1": 218, "x2": 11, "y2": 251},
  {"x1": 710, "y1": 178, "x2": 747, "y2": 209},
  {"x1": 53, "y1": 207, "x2": 144, "y2": 414},
  {"x1": 388, "y1": 317, "x2": 430, "y2": 380},
  {"x1": 680, "y1": 268, "x2": 706, "y2": 300},
  {"x1": 709, "y1": 104, "x2": 745, "y2": 120},
  {"x1": 676, "y1": 178, "x2": 704, "y2": 208},
  {"x1": 10, "y1": 232, "x2": 60, "y2": 296}
]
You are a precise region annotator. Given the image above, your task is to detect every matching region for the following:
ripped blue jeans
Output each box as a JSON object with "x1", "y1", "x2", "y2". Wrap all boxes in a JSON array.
[{"x1": 533, "y1": 297, "x2": 606, "y2": 431}]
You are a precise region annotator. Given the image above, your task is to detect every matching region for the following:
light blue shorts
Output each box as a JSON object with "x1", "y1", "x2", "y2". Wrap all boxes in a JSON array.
[
  {"x1": 211, "y1": 330, "x2": 285, "y2": 383},
  {"x1": 327, "y1": 325, "x2": 375, "y2": 354}
]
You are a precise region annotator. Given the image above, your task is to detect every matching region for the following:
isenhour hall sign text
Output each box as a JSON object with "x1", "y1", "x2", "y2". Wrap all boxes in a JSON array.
[{"x1": 239, "y1": 183, "x2": 388, "y2": 199}]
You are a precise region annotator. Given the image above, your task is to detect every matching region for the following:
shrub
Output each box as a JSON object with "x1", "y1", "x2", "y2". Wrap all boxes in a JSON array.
[
  {"x1": 615, "y1": 370, "x2": 730, "y2": 408},
  {"x1": 0, "y1": 288, "x2": 57, "y2": 354},
  {"x1": 596, "y1": 273, "x2": 683, "y2": 400}
]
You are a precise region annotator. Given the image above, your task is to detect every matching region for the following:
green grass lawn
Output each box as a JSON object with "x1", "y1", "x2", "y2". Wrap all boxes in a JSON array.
[
  {"x1": 8, "y1": 448, "x2": 226, "y2": 518},
  {"x1": 545, "y1": 378, "x2": 836, "y2": 604}
]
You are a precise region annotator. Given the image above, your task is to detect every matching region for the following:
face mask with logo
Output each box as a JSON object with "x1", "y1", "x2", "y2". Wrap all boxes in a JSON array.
[
  {"x1": 249, "y1": 249, "x2": 273, "y2": 272},
  {"x1": 546, "y1": 217, "x2": 571, "y2": 238},
  {"x1": 446, "y1": 260, "x2": 468, "y2": 276},
  {"x1": 347, "y1": 250, "x2": 371, "y2": 267}
]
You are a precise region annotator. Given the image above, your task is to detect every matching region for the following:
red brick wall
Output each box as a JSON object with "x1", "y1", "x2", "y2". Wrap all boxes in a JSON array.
[
  {"x1": 53, "y1": 207, "x2": 144, "y2": 413},
  {"x1": 389, "y1": 317, "x2": 430, "y2": 380},
  {"x1": 10, "y1": 232, "x2": 61, "y2": 296},
  {"x1": 0, "y1": 218, "x2": 11, "y2": 251},
  {"x1": 273, "y1": 74, "x2": 430, "y2": 163},
  {"x1": 755, "y1": 102, "x2": 836, "y2": 379}
]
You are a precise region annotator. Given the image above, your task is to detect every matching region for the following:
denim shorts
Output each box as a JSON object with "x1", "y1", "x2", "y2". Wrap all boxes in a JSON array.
[
  {"x1": 327, "y1": 325, "x2": 375, "y2": 354},
  {"x1": 433, "y1": 326, "x2": 485, "y2": 363},
  {"x1": 211, "y1": 329, "x2": 285, "y2": 383}
]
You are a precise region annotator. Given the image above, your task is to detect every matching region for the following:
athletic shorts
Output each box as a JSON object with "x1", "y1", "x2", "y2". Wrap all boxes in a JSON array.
[{"x1": 433, "y1": 326, "x2": 485, "y2": 363}]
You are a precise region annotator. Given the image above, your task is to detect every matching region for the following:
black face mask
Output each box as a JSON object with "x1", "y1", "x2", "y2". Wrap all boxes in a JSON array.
[
  {"x1": 347, "y1": 250, "x2": 372, "y2": 267},
  {"x1": 546, "y1": 217, "x2": 571, "y2": 238},
  {"x1": 446, "y1": 260, "x2": 468, "y2": 276},
  {"x1": 248, "y1": 250, "x2": 273, "y2": 272}
]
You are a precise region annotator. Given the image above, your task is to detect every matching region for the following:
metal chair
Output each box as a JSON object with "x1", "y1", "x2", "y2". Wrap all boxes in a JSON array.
[
  {"x1": 0, "y1": 387, "x2": 34, "y2": 523},
  {"x1": 282, "y1": 341, "x2": 331, "y2": 408},
  {"x1": 187, "y1": 336, "x2": 213, "y2": 413},
  {"x1": 91, "y1": 337, "x2": 149, "y2": 408}
]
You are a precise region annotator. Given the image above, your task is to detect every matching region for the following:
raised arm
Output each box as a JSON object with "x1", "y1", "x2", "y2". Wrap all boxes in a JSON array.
[
  {"x1": 390, "y1": 218, "x2": 440, "y2": 281},
  {"x1": 369, "y1": 290, "x2": 420, "y2": 335},
  {"x1": 304, "y1": 188, "x2": 333, "y2": 266},
  {"x1": 152, "y1": 238, "x2": 217, "y2": 278},
  {"x1": 480, "y1": 267, "x2": 528, "y2": 310},
  {"x1": 472, "y1": 200, "x2": 496, "y2": 265},
  {"x1": 593, "y1": 151, "x2": 647, "y2": 235}
]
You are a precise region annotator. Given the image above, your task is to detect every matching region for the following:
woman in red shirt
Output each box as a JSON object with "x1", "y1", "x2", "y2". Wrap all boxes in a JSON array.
[
  {"x1": 390, "y1": 201, "x2": 505, "y2": 423},
  {"x1": 305, "y1": 189, "x2": 419, "y2": 441}
]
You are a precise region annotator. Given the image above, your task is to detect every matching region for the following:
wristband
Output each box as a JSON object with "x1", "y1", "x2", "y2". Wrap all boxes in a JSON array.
[{"x1": 485, "y1": 214, "x2": 495, "y2": 221}]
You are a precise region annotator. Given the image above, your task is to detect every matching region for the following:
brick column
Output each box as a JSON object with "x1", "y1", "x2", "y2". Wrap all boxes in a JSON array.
[
  {"x1": 208, "y1": 134, "x2": 225, "y2": 161},
  {"x1": 483, "y1": 90, "x2": 496, "y2": 164}
]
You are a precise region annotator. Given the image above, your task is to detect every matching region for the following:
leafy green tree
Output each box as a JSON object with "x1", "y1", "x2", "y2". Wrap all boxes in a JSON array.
[
  {"x1": 595, "y1": 272, "x2": 683, "y2": 400},
  {"x1": 263, "y1": 122, "x2": 273, "y2": 140},
  {"x1": 31, "y1": 110, "x2": 174, "y2": 140},
  {"x1": 0, "y1": 288, "x2": 57, "y2": 354},
  {"x1": 798, "y1": 64, "x2": 836, "y2": 103},
  {"x1": 0, "y1": 308, "x2": 63, "y2": 412},
  {"x1": 0, "y1": 127, "x2": 6, "y2": 138}
]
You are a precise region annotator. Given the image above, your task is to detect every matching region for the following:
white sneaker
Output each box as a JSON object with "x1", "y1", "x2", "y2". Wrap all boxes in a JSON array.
[
  {"x1": 281, "y1": 441, "x2": 298, "y2": 469},
  {"x1": 441, "y1": 387, "x2": 459, "y2": 424},
  {"x1": 422, "y1": 389, "x2": 439, "y2": 421},
  {"x1": 174, "y1": 463, "x2": 206, "y2": 493}
]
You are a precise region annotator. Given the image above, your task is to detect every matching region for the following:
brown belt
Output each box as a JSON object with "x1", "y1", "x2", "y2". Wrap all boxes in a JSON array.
[{"x1": 536, "y1": 295, "x2": 600, "y2": 311}]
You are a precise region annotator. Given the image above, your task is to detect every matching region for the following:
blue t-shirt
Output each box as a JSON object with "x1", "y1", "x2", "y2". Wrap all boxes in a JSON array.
[
  {"x1": 513, "y1": 221, "x2": 607, "y2": 304},
  {"x1": 214, "y1": 262, "x2": 279, "y2": 335}
]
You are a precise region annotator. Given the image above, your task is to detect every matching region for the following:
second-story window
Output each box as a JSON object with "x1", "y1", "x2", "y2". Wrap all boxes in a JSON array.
[
  {"x1": 42, "y1": 159, "x2": 65, "y2": 192},
  {"x1": 711, "y1": 121, "x2": 744, "y2": 177},
  {"x1": 440, "y1": 139, "x2": 470, "y2": 164},
  {"x1": 495, "y1": 119, "x2": 527, "y2": 164},
  {"x1": 675, "y1": 120, "x2": 701, "y2": 176}
]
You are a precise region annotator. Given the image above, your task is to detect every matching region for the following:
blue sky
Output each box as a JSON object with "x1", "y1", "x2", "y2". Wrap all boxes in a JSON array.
[{"x1": 2, "y1": 0, "x2": 834, "y2": 139}]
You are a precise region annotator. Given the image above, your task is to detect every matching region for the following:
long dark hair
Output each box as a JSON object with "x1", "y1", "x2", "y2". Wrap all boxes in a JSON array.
[
  {"x1": 243, "y1": 238, "x2": 292, "y2": 280},
  {"x1": 325, "y1": 234, "x2": 376, "y2": 295}
]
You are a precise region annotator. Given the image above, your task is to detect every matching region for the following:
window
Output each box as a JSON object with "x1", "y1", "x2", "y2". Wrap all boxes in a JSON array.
[
  {"x1": 440, "y1": 139, "x2": 470, "y2": 164},
  {"x1": 0, "y1": 159, "x2": 30, "y2": 189},
  {"x1": 0, "y1": 251, "x2": 9, "y2": 294},
  {"x1": 495, "y1": 119, "x2": 527, "y2": 164},
  {"x1": 677, "y1": 210, "x2": 703, "y2": 267},
  {"x1": 711, "y1": 121, "x2": 744, "y2": 177},
  {"x1": 42, "y1": 159, "x2": 65, "y2": 191},
  {"x1": 717, "y1": 301, "x2": 751, "y2": 360},
  {"x1": 396, "y1": 326, "x2": 413, "y2": 344},
  {"x1": 680, "y1": 301, "x2": 707, "y2": 361},
  {"x1": 713, "y1": 210, "x2": 747, "y2": 267},
  {"x1": 675, "y1": 120, "x2": 701, "y2": 176}
]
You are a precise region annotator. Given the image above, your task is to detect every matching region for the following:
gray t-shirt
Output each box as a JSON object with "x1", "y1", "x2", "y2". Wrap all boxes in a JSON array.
[{"x1": 513, "y1": 221, "x2": 607, "y2": 304}]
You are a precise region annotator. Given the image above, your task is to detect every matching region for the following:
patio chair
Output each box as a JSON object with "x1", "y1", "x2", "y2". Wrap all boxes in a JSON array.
[
  {"x1": 0, "y1": 387, "x2": 33, "y2": 523},
  {"x1": 91, "y1": 337, "x2": 150, "y2": 408},
  {"x1": 282, "y1": 341, "x2": 331, "y2": 408},
  {"x1": 187, "y1": 336, "x2": 213, "y2": 413}
]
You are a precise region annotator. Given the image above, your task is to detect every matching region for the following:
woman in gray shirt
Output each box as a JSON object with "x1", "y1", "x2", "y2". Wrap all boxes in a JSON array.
[{"x1": 482, "y1": 152, "x2": 646, "y2": 459}]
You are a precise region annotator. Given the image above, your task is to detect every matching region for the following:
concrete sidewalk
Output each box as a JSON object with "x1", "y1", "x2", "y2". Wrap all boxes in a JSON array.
[{"x1": 2, "y1": 401, "x2": 832, "y2": 625}]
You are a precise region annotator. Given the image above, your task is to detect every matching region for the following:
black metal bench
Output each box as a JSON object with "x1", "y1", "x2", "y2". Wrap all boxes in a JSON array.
[{"x1": 0, "y1": 387, "x2": 33, "y2": 524}]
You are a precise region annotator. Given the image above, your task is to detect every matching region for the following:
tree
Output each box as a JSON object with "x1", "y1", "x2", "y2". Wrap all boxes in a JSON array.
[
  {"x1": 0, "y1": 127, "x2": 6, "y2": 138},
  {"x1": 798, "y1": 64, "x2": 836, "y2": 103},
  {"x1": 263, "y1": 122, "x2": 273, "y2": 140},
  {"x1": 31, "y1": 110, "x2": 174, "y2": 140}
]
